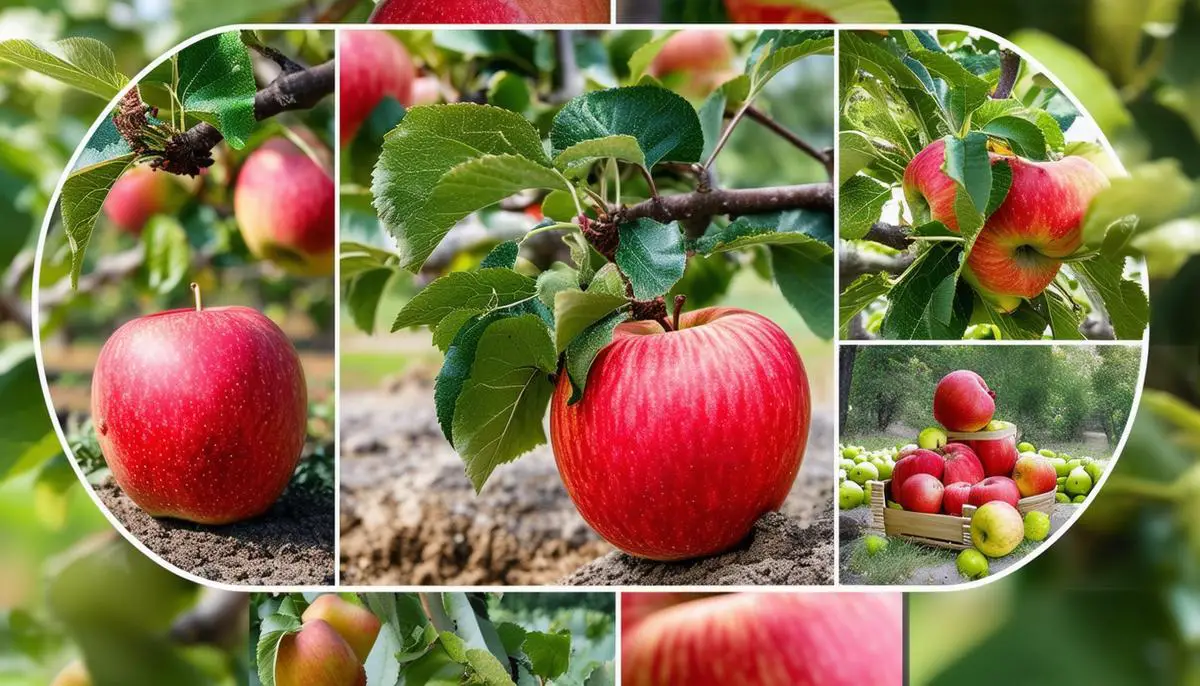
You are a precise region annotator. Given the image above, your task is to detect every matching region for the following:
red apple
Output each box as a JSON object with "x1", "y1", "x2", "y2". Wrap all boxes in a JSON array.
[
  {"x1": 339, "y1": 31, "x2": 415, "y2": 142},
  {"x1": 959, "y1": 432, "x2": 1020, "y2": 477},
  {"x1": 234, "y1": 138, "x2": 335, "y2": 277},
  {"x1": 933, "y1": 370, "x2": 995, "y2": 432},
  {"x1": 550, "y1": 307, "x2": 809, "y2": 561},
  {"x1": 1012, "y1": 454, "x2": 1057, "y2": 497},
  {"x1": 890, "y1": 449, "x2": 944, "y2": 496},
  {"x1": 941, "y1": 443, "x2": 985, "y2": 485},
  {"x1": 102, "y1": 165, "x2": 179, "y2": 235},
  {"x1": 968, "y1": 476, "x2": 1021, "y2": 509},
  {"x1": 276, "y1": 619, "x2": 366, "y2": 686},
  {"x1": 904, "y1": 139, "x2": 1109, "y2": 312},
  {"x1": 369, "y1": 0, "x2": 608, "y2": 24},
  {"x1": 649, "y1": 31, "x2": 735, "y2": 99},
  {"x1": 943, "y1": 481, "x2": 972, "y2": 516},
  {"x1": 302, "y1": 595, "x2": 381, "y2": 662},
  {"x1": 91, "y1": 289, "x2": 307, "y2": 525},
  {"x1": 723, "y1": 0, "x2": 833, "y2": 22},
  {"x1": 899, "y1": 473, "x2": 944, "y2": 514},
  {"x1": 623, "y1": 593, "x2": 902, "y2": 686},
  {"x1": 622, "y1": 593, "x2": 715, "y2": 637}
]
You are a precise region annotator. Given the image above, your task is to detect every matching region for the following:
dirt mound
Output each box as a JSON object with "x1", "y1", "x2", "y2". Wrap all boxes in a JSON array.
[{"x1": 96, "y1": 480, "x2": 334, "y2": 586}]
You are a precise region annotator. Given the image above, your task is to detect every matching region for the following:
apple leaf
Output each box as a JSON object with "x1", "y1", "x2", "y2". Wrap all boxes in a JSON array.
[
  {"x1": 61, "y1": 146, "x2": 136, "y2": 288},
  {"x1": 0, "y1": 344, "x2": 62, "y2": 484},
  {"x1": 564, "y1": 232, "x2": 597, "y2": 285},
  {"x1": 694, "y1": 210, "x2": 833, "y2": 253},
  {"x1": 523, "y1": 630, "x2": 571, "y2": 681},
  {"x1": 881, "y1": 244, "x2": 972, "y2": 339},
  {"x1": 451, "y1": 316, "x2": 557, "y2": 491},
  {"x1": 942, "y1": 132, "x2": 992, "y2": 216},
  {"x1": 746, "y1": 30, "x2": 834, "y2": 89},
  {"x1": 550, "y1": 86, "x2": 704, "y2": 168},
  {"x1": 374, "y1": 104, "x2": 551, "y2": 271},
  {"x1": 553, "y1": 135, "x2": 646, "y2": 176},
  {"x1": 1080, "y1": 159, "x2": 1194, "y2": 245},
  {"x1": 985, "y1": 162, "x2": 1013, "y2": 218},
  {"x1": 911, "y1": 50, "x2": 990, "y2": 130},
  {"x1": 392, "y1": 268, "x2": 537, "y2": 331},
  {"x1": 973, "y1": 295, "x2": 1049, "y2": 340},
  {"x1": 839, "y1": 176, "x2": 891, "y2": 240},
  {"x1": 554, "y1": 289, "x2": 628, "y2": 352},
  {"x1": 839, "y1": 32, "x2": 926, "y2": 91},
  {"x1": 839, "y1": 131, "x2": 907, "y2": 186},
  {"x1": 839, "y1": 272, "x2": 892, "y2": 337},
  {"x1": 564, "y1": 309, "x2": 628, "y2": 405},
  {"x1": 0, "y1": 37, "x2": 128, "y2": 100},
  {"x1": 616, "y1": 218, "x2": 686, "y2": 300},
  {"x1": 982, "y1": 116, "x2": 1048, "y2": 160},
  {"x1": 140, "y1": 216, "x2": 189, "y2": 295},
  {"x1": 176, "y1": 32, "x2": 257, "y2": 150},
  {"x1": 465, "y1": 649, "x2": 515, "y2": 686},
  {"x1": 480, "y1": 240, "x2": 520, "y2": 269},
  {"x1": 432, "y1": 310, "x2": 477, "y2": 354},
  {"x1": 345, "y1": 269, "x2": 395, "y2": 335},
  {"x1": 771, "y1": 241, "x2": 835, "y2": 340},
  {"x1": 1037, "y1": 292, "x2": 1086, "y2": 340},
  {"x1": 627, "y1": 33, "x2": 673, "y2": 82},
  {"x1": 1069, "y1": 252, "x2": 1149, "y2": 341}
]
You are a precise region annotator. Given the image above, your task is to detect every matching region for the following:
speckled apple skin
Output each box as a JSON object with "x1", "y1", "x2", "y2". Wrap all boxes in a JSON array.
[
  {"x1": 234, "y1": 139, "x2": 335, "y2": 277},
  {"x1": 549, "y1": 307, "x2": 809, "y2": 561},
  {"x1": 275, "y1": 619, "x2": 366, "y2": 686},
  {"x1": 369, "y1": 0, "x2": 608, "y2": 24},
  {"x1": 102, "y1": 166, "x2": 175, "y2": 235},
  {"x1": 723, "y1": 0, "x2": 833, "y2": 22},
  {"x1": 338, "y1": 31, "x2": 414, "y2": 142},
  {"x1": 903, "y1": 139, "x2": 1109, "y2": 310},
  {"x1": 622, "y1": 593, "x2": 903, "y2": 686},
  {"x1": 91, "y1": 306, "x2": 307, "y2": 525}
]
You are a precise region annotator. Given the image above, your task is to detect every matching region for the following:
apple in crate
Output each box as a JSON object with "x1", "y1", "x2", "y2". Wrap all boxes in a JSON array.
[
  {"x1": 1012, "y1": 454, "x2": 1057, "y2": 497},
  {"x1": 968, "y1": 476, "x2": 1021, "y2": 509},
  {"x1": 970, "y1": 501, "x2": 1025, "y2": 558},
  {"x1": 942, "y1": 443, "x2": 984, "y2": 485},
  {"x1": 943, "y1": 481, "x2": 972, "y2": 516},
  {"x1": 890, "y1": 449, "x2": 944, "y2": 496},
  {"x1": 899, "y1": 473, "x2": 944, "y2": 514},
  {"x1": 933, "y1": 370, "x2": 995, "y2": 432}
]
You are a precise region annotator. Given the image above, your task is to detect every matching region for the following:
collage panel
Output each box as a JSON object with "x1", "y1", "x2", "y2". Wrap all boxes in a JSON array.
[
  {"x1": 838, "y1": 343, "x2": 1141, "y2": 586},
  {"x1": 34, "y1": 29, "x2": 337, "y2": 586},
  {"x1": 338, "y1": 28, "x2": 838, "y2": 586}
]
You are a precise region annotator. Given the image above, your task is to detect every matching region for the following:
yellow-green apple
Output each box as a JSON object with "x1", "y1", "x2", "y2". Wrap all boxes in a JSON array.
[
  {"x1": 1049, "y1": 456, "x2": 1070, "y2": 476},
  {"x1": 102, "y1": 165, "x2": 179, "y2": 235},
  {"x1": 1065, "y1": 466, "x2": 1093, "y2": 496},
  {"x1": 91, "y1": 290, "x2": 307, "y2": 524},
  {"x1": 933, "y1": 370, "x2": 995, "y2": 432},
  {"x1": 871, "y1": 456, "x2": 893, "y2": 479},
  {"x1": 302, "y1": 595, "x2": 381, "y2": 662},
  {"x1": 723, "y1": 0, "x2": 833, "y2": 22},
  {"x1": 234, "y1": 138, "x2": 335, "y2": 276},
  {"x1": 1072, "y1": 494, "x2": 1086, "y2": 503},
  {"x1": 1017, "y1": 440, "x2": 1036, "y2": 452},
  {"x1": 622, "y1": 593, "x2": 902, "y2": 686},
  {"x1": 848, "y1": 461, "x2": 878, "y2": 485},
  {"x1": 970, "y1": 501, "x2": 1024, "y2": 557},
  {"x1": 370, "y1": 0, "x2": 608, "y2": 23},
  {"x1": 942, "y1": 442, "x2": 984, "y2": 485},
  {"x1": 943, "y1": 481, "x2": 972, "y2": 516},
  {"x1": 865, "y1": 534, "x2": 888, "y2": 555},
  {"x1": 1084, "y1": 460, "x2": 1105, "y2": 484},
  {"x1": 839, "y1": 480, "x2": 864, "y2": 509},
  {"x1": 918, "y1": 426, "x2": 947, "y2": 450},
  {"x1": 50, "y1": 660, "x2": 91, "y2": 686},
  {"x1": 1055, "y1": 492, "x2": 1070, "y2": 504},
  {"x1": 276, "y1": 619, "x2": 366, "y2": 686},
  {"x1": 904, "y1": 139, "x2": 1109, "y2": 312},
  {"x1": 550, "y1": 308, "x2": 809, "y2": 561},
  {"x1": 1012, "y1": 454, "x2": 1057, "y2": 497},
  {"x1": 1024, "y1": 510, "x2": 1050, "y2": 541},
  {"x1": 338, "y1": 31, "x2": 414, "y2": 142},
  {"x1": 649, "y1": 31, "x2": 735, "y2": 100},
  {"x1": 956, "y1": 548, "x2": 989, "y2": 579},
  {"x1": 890, "y1": 449, "x2": 944, "y2": 496},
  {"x1": 841, "y1": 446, "x2": 860, "y2": 459},
  {"x1": 898, "y1": 472, "x2": 944, "y2": 513},
  {"x1": 968, "y1": 476, "x2": 1020, "y2": 509},
  {"x1": 1038, "y1": 448, "x2": 1057, "y2": 457}
]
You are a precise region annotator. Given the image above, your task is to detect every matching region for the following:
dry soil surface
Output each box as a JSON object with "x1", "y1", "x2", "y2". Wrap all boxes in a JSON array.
[
  {"x1": 339, "y1": 368, "x2": 835, "y2": 585},
  {"x1": 96, "y1": 480, "x2": 335, "y2": 586}
]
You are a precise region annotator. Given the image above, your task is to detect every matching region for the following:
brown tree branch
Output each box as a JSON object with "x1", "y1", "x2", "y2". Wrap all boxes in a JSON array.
[
  {"x1": 861, "y1": 222, "x2": 912, "y2": 250},
  {"x1": 993, "y1": 49, "x2": 1020, "y2": 100},
  {"x1": 839, "y1": 245, "x2": 914, "y2": 284},
  {"x1": 619, "y1": 182, "x2": 833, "y2": 225},
  {"x1": 744, "y1": 105, "x2": 833, "y2": 176},
  {"x1": 39, "y1": 246, "x2": 218, "y2": 311}
]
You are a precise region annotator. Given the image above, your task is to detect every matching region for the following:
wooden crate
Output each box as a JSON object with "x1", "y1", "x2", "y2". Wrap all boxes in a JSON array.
[{"x1": 865, "y1": 479, "x2": 1054, "y2": 550}]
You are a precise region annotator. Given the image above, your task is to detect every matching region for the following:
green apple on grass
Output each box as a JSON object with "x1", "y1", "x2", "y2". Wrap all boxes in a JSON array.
[
  {"x1": 957, "y1": 549, "x2": 989, "y2": 580},
  {"x1": 1024, "y1": 511, "x2": 1050, "y2": 541},
  {"x1": 840, "y1": 481, "x2": 865, "y2": 509},
  {"x1": 865, "y1": 535, "x2": 889, "y2": 556}
]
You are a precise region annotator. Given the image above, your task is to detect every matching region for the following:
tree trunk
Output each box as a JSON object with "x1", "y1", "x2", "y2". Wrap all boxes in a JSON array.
[{"x1": 839, "y1": 346, "x2": 857, "y2": 434}]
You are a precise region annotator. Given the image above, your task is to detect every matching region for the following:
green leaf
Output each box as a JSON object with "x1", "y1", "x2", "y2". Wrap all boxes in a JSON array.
[
  {"x1": 392, "y1": 268, "x2": 536, "y2": 331},
  {"x1": 982, "y1": 116, "x2": 1048, "y2": 160},
  {"x1": 487, "y1": 71, "x2": 532, "y2": 114},
  {"x1": 696, "y1": 210, "x2": 833, "y2": 253},
  {"x1": 0, "y1": 37, "x2": 128, "y2": 100},
  {"x1": 554, "y1": 289, "x2": 627, "y2": 352},
  {"x1": 839, "y1": 272, "x2": 892, "y2": 337},
  {"x1": 451, "y1": 316, "x2": 557, "y2": 491},
  {"x1": 177, "y1": 33, "x2": 257, "y2": 149},
  {"x1": 1038, "y1": 292, "x2": 1086, "y2": 340},
  {"x1": 985, "y1": 162, "x2": 1013, "y2": 218},
  {"x1": 840, "y1": 32, "x2": 926, "y2": 90},
  {"x1": 771, "y1": 241, "x2": 835, "y2": 340},
  {"x1": 553, "y1": 135, "x2": 646, "y2": 175},
  {"x1": 615, "y1": 218, "x2": 686, "y2": 300},
  {"x1": 881, "y1": 244, "x2": 972, "y2": 339},
  {"x1": 374, "y1": 104, "x2": 550, "y2": 271},
  {"x1": 346, "y1": 269, "x2": 394, "y2": 335},
  {"x1": 523, "y1": 631, "x2": 571, "y2": 681},
  {"x1": 62, "y1": 152, "x2": 136, "y2": 289},
  {"x1": 627, "y1": 34, "x2": 673, "y2": 81},
  {"x1": 1081, "y1": 159, "x2": 1194, "y2": 245},
  {"x1": 746, "y1": 30, "x2": 835, "y2": 88},
  {"x1": 1010, "y1": 30, "x2": 1133, "y2": 136},
  {"x1": 564, "y1": 232, "x2": 597, "y2": 284},
  {"x1": 536, "y1": 263, "x2": 581, "y2": 312},
  {"x1": 565, "y1": 310, "x2": 628, "y2": 405},
  {"x1": 911, "y1": 50, "x2": 990, "y2": 129},
  {"x1": 480, "y1": 240, "x2": 519, "y2": 269},
  {"x1": 550, "y1": 86, "x2": 704, "y2": 167},
  {"x1": 974, "y1": 296, "x2": 1048, "y2": 340},
  {"x1": 942, "y1": 132, "x2": 992, "y2": 216},
  {"x1": 433, "y1": 310, "x2": 478, "y2": 354},
  {"x1": 839, "y1": 176, "x2": 891, "y2": 240},
  {"x1": 141, "y1": 216, "x2": 189, "y2": 295},
  {"x1": 1069, "y1": 252, "x2": 1149, "y2": 341},
  {"x1": 0, "y1": 345, "x2": 60, "y2": 483},
  {"x1": 465, "y1": 648, "x2": 516, "y2": 685}
]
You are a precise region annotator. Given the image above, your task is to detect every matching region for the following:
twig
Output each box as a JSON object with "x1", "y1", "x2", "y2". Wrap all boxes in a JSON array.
[
  {"x1": 169, "y1": 590, "x2": 249, "y2": 648},
  {"x1": 248, "y1": 41, "x2": 306, "y2": 75},
  {"x1": 705, "y1": 99, "x2": 753, "y2": 169},
  {"x1": 839, "y1": 246, "x2": 915, "y2": 284},
  {"x1": 743, "y1": 105, "x2": 833, "y2": 176},
  {"x1": 38, "y1": 245, "x2": 217, "y2": 311},
  {"x1": 315, "y1": 0, "x2": 363, "y2": 21},
  {"x1": 620, "y1": 183, "x2": 832, "y2": 225},
  {"x1": 993, "y1": 49, "x2": 1020, "y2": 100},
  {"x1": 861, "y1": 222, "x2": 912, "y2": 251}
]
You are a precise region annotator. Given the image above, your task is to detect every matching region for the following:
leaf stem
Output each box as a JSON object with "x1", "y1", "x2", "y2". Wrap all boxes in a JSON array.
[
  {"x1": 705, "y1": 98, "x2": 753, "y2": 170},
  {"x1": 520, "y1": 222, "x2": 578, "y2": 244},
  {"x1": 552, "y1": 169, "x2": 586, "y2": 217}
]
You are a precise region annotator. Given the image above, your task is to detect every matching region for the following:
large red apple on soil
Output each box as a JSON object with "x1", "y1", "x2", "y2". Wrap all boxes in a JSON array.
[
  {"x1": 622, "y1": 593, "x2": 902, "y2": 686},
  {"x1": 723, "y1": 0, "x2": 833, "y2": 22},
  {"x1": 942, "y1": 443, "x2": 985, "y2": 485},
  {"x1": 899, "y1": 473, "x2": 944, "y2": 514},
  {"x1": 1012, "y1": 454, "x2": 1057, "y2": 497},
  {"x1": 933, "y1": 370, "x2": 995, "y2": 432},
  {"x1": 904, "y1": 139, "x2": 1108, "y2": 312},
  {"x1": 102, "y1": 165, "x2": 179, "y2": 235},
  {"x1": 234, "y1": 138, "x2": 335, "y2": 277},
  {"x1": 91, "y1": 288, "x2": 307, "y2": 525},
  {"x1": 550, "y1": 308, "x2": 809, "y2": 561},
  {"x1": 369, "y1": 0, "x2": 608, "y2": 24},
  {"x1": 890, "y1": 448, "x2": 944, "y2": 496},
  {"x1": 968, "y1": 476, "x2": 1021, "y2": 509},
  {"x1": 338, "y1": 31, "x2": 415, "y2": 142}
]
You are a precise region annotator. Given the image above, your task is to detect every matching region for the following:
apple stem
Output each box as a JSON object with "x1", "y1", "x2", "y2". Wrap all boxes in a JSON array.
[
  {"x1": 672, "y1": 294, "x2": 686, "y2": 331},
  {"x1": 190, "y1": 282, "x2": 203, "y2": 311}
]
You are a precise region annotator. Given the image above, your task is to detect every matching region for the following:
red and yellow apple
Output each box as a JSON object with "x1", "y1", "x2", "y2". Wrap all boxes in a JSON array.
[
  {"x1": 92, "y1": 294, "x2": 307, "y2": 525},
  {"x1": 50, "y1": 661, "x2": 91, "y2": 686},
  {"x1": 102, "y1": 165, "x2": 179, "y2": 235},
  {"x1": 622, "y1": 593, "x2": 902, "y2": 686},
  {"x1": 968, "y1": 476, "x2": 1021, "y2": 509},
  {"x1": 723, "y1": 0, "x2": 833, "y2": 22},
  {"x1": 970, "y1": 501, "x2": 1025, "y2": 558},
  {"x1": 550, "y1": 308, "x2": 809, "y2": 561},
  {"x1": 933, "y1": 370, "x2": 995, "y2": 432},
  {"x1": 338, "y1": 31, "x2": 415, "y2": 142},
  {"x1": 276, "y1": 619, "x2": 366, "y2": 686},
  {"x1": 234, "y1": 138, "x2": 335, "y2": 277},
  {"x1": 369, "y1": 0, "x2": 608, "y2": 24},
  {"x1": 941, "y1": 442, "x2": 984, "y2": 485},
  {"x1": 649, "y1": 31, "x2": 735, "y2": 100},
  {"x1": 890, "y1": 448, "x2": 943, "y2": 496},
  {"x1": 1012, "y1": 454, "x2": 1057, "y2": 497},
  {"x1": 898, "y1": 472, "x2": 944, "y2": 514},
  {"x1": 943, "y1": 481, "x2": 972, "y2": 516},
  {"x1": 904, "y1": 139, "x2": 1109, "y2": 312},
  {"x1": 302, "y1": 595, "x2": 381, "y2": 662}
]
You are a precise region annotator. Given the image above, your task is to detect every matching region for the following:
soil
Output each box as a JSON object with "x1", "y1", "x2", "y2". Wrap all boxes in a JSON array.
[
  {"x1": 339, "y1": 365, "x2": 835, "y2": 586},
  {"x1": 96, "y1": 480, "x2": 335, "y2": 586},
  {"x1": 839, "y1": 502, "x2": 1080, "y2": 586}
]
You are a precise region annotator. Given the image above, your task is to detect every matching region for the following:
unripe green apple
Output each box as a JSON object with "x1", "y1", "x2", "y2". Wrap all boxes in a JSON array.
[
  {"x1": 102, "y1": 165, "x2": 180, "y2": 235},
  {"x1": 1055, "y1": 492, "x2": 1070, "y2": 504},
  {"x1": 1024, "y1": 511, "x2": 1051, "y2": 541},
  {"x1": 339, "y1": 31, "x2": 415, "y2": 142},
  {"x1": 1065, "y1": 467, "x2": 1092, "y2": 496},
  {"x1": 234, "y1": 138, "x2": 335, "y2": 276},
  {"x1": 276, "y1": 619, "x2": 366, "y2": 686},
  {"x1": 956, "y1": 548, "x2": 989, "y2": 580},
  {"x1": 839, "y1": 457, "x2": 856, "y2": 472},
  {"x1": 864, "y1": 534, "x2": 888, "y2": 556},
  {"x1": 1072, "y1": 494, "x2": 1086, "y2": 503},
  {"x1": 848, "y1": 461, "x2": 879, "y2": 485},
  {"x1": 904, "y1": 139, "x2": 1108, "y2": 312},
  {"x1": 50, "y1": 660, "x2": 91, "y2": 686},
  {"x1": 841, "y1": 446, "x2": 860, "y2": 459},
  {"x1": 839, "y1": 480, "x2": 864, "y2": 509},
  {"x1": 918, "y1": 426, "x2": 947, "y2": 450},
  {"x1": 1017, "y1": 441, "x2": 1036, "y2": 453},
  {"x1": 302, "y1": 595, "x2": 382, "y2": 662},
  {"x1": 1038, "y1": 448, "x2": 1057, "y2": 458}
]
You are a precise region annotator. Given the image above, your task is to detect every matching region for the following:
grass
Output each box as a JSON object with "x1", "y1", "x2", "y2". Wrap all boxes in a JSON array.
[
  {"x1": 847, "y1": 536, "x2": 951, "y2": 585},
  {"x1": 340, "y1": 350, "x2": 439, "y2": 391}
]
